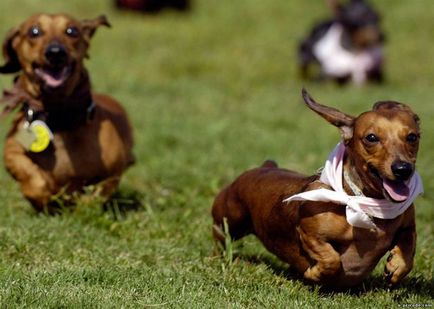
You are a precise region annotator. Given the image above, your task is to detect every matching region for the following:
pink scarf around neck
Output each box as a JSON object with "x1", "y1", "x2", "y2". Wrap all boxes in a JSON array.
[{"x1": 283, "y1": 142, "x2": 423, "y2": 229}]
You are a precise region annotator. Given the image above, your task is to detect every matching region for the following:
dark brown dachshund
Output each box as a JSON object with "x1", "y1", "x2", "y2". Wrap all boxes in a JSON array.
[
  {"x1": 212, "y1": 89, "x2": 423, "y2": 288},
  {"x1": 0, "y1": 14, "x2": 134, "y2": 212}
]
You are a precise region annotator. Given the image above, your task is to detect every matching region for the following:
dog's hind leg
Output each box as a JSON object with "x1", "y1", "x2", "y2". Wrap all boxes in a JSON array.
[
  {"x1": 211, "y1": 186, "x2": 252, "y2": 246},
  {"x1": 94, "y1": 175, "x2": 121, "y2": 199},
  {"x1": 212, "y1": 160, "x2": 278, "y2": 245}
]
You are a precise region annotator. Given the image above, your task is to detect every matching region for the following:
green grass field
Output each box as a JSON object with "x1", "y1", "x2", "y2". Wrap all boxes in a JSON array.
[{"x1": 0, "y1": 0, "x2": 433, "y2": 307}]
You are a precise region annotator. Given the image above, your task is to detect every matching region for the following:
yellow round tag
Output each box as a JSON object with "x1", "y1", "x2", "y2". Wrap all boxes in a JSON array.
[{"x1": 29, "y1": 121, "x2": 53, "y2": 153}]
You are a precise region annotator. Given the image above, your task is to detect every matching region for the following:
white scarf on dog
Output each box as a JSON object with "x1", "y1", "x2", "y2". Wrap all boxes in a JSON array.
[{"x1": 283, "y1": 143, "x2": 423, "y2": 229}]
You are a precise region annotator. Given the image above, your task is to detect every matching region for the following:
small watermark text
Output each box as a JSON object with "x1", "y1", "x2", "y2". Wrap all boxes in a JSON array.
[{"x1": 398, "y1": 304, "x2": 432, "y2": 308}]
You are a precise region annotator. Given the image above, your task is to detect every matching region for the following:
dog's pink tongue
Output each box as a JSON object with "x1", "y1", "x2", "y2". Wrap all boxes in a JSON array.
[
  {"x1": 383, "y1": 179, "x2": 410, "y2": 202},
  {"x1": 35, "y1": 68, "x2": 67, "y2": 88}
]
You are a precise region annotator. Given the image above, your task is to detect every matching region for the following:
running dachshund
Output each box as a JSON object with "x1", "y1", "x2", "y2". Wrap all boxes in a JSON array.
[
  {"x1": 212, "y1": 89, "x2": 422, "y2": 288},
  {"x1": 0, "y1": 14, "x2": 134, "y2": 212}
]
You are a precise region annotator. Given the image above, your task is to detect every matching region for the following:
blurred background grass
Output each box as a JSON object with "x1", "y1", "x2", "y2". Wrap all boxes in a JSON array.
[{"x1": 0, "y1": 0, "x2": 432, "y2": 307}]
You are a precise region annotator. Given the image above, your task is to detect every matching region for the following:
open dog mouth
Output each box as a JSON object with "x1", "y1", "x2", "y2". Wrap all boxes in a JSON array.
[
  {"x1": 33, "y1": 63, "x2": 72, "y2": 88},
  {"x1": 368, "y1": 165, "x2": 410, "y2": 203}
]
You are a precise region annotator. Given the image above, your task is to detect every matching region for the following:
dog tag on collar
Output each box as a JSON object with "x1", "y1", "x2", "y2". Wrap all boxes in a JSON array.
[
  {"x1": 16, "y1": 120, "x2": 53, "y2": 152},
  {"x1": 15, "y1": 126, "x2": 36, "y2": 150},
  {"x1": 29, "y1": 120, "x2": 53, "y2": 152}
]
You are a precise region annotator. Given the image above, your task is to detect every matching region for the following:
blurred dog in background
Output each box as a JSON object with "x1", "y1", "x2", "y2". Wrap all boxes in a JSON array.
[
  {"x1": 298, "y1": 0, "x2": 385, "y2": 85},
  {"x1": 0, "y1": 14, "x2": 134, "y2": 212}
]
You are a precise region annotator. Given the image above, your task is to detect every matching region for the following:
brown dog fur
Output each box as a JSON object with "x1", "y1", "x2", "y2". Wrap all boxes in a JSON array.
[
  {"x1": 212, "y1": 89, "x2": 420, "y2": 288},
  {"x1": 0, "y1": 14, "x2": 134, "y2": 212}
]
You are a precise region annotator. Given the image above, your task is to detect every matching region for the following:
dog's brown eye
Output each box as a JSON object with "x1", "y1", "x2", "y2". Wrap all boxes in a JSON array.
[
  {"x1": 65, "y1": 26, "x2": 79, "y2": 38},
  {"x1": 365, "y1": 134, "x2": 379, "y2": 143},
  {"x1": 406, "y1": 133, "x2": 418, "y2": 143},
  {"x1": 28, "y1": 26, "x2": 42, "y2": 38}
]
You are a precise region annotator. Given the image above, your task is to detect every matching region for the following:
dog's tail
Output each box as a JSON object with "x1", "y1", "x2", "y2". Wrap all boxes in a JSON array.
[{"x1": 261, "y1": 160, "x2": 278, "y2": 168}]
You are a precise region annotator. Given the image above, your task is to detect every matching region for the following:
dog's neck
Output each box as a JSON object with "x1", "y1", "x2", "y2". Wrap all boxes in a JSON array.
[
  {"x1": 342, "y1": 158, "x2": 364, "y2": 196},
  {"x1": 343, "y1": 153, "x2": 383, "y2": 199},
  {"x1": 16, "y1": 71, "x2": 94, "y2": 131}
]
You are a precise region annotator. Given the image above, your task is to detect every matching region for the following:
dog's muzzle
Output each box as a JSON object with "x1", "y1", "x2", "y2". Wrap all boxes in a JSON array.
[
  {"x1": 44, "y1": 43, "x2": 68, "y2": 66},
  {"x1": 34, "y1": 42, "x2": 73, "y2": 89},
  {"x1": 391, "y1": 161, "x2": 414, "y2": 181}
]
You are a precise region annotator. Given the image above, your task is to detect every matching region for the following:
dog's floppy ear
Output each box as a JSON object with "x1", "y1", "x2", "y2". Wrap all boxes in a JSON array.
[
  {"x1": 302, "y1": 88, "x2": 355, "y2": 141},
  {"x1": 81, "y1": 15, "x2": 111, "y2": 40},
  {"x1": 0, "y1": 27, "x2": 21, "y2": 74}
]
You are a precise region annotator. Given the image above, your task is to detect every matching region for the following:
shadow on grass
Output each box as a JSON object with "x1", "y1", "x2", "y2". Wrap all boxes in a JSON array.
[
  {"x1": 43, "y1": 186, "x2": 144, "y2": 219},
  {"x1": 233, "y1": 252, "x2": 304, "y2": 282},
  {"x1": 103, "y1": 188, "x2": 144, "y2": 220},
  {"x1": 234, "y1": 252, "x2": 433, "y2": 297},
  {"x1": 316, "y1": 275, "x2": 434, "y2": 297}
]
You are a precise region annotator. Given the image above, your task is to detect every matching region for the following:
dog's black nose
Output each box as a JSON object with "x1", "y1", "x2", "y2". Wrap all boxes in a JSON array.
[
  {"x1": 45, "y1": 43, "x2": 68, "y2": 65},
  {"x1": 391, "y1": 161, "x2": 413, "y2": 181}
]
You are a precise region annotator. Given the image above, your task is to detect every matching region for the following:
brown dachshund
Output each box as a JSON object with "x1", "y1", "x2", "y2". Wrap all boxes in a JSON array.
[
  {"x1": 212, "y1": 89, "x2": 423, "y2": 288},
  {"x1": 0, "y1": 14, "x2": 134, "y2": 212}
]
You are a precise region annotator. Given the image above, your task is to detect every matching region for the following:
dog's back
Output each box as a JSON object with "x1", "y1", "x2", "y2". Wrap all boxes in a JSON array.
[
  {"x1": 212, "y1": 161, "x2": 315, "y2": 241},
  {"x1": 93, "y1": 93, "x2": 135, "y2": 167}
]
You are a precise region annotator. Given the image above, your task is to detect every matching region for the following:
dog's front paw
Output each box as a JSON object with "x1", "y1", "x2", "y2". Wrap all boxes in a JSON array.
[
  {"x1": 304, "y1": 266, "x2": 322, "y2": 282},
  {"x1": 384, "y1": 253, "x2": 412, "y2": 285},
  {"x1": 303, "y1": 261, "x2": 341, "y2": 283}
]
